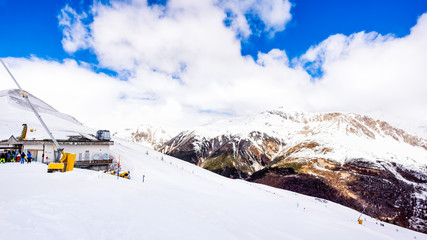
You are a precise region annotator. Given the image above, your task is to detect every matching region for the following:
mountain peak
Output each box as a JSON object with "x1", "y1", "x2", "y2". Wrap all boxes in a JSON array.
[{"x1": 157, "y1": 109, "x2": 427, "y2": 233}]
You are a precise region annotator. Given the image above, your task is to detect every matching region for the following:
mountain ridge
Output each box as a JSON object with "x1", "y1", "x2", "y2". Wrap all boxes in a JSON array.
[
  {"x1": 160, "y1": 110, "x2": 427, "y2": 171},
  {"x1": 151, "y1": 110, "x2": 427, "y2": 233}
]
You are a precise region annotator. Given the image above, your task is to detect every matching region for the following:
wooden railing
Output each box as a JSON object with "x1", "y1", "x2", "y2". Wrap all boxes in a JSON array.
[{"x1": 74, "y1": 159, "x2": 113, "y2": 166}]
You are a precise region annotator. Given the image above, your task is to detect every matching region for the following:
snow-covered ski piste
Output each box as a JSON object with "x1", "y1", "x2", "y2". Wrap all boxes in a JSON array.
[{"x1": 0, "y1": 138, "x2": 425, "y2": 240}]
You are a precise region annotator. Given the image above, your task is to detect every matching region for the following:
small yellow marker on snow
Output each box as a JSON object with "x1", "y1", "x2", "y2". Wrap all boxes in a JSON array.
[{"x1": 358, "y1": 206, "x2": 366, "y2": 225}]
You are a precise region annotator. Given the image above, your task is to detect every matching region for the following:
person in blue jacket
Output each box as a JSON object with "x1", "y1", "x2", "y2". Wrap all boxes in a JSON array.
[
  {"x1": 27, "y1": 151, "x2": 32, "y2": 163},
  {"x1": 21, "y1": 152, "x2": 26, "y2": 164}
]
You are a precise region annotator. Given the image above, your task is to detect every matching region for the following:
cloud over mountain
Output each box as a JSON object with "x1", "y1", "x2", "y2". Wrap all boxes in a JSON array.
[{"x1": 1, "y1": 1, "x2": 426, "y2": 138}]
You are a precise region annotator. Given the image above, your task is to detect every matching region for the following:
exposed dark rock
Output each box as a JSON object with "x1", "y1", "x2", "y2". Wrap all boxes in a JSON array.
[
  {"x1": 158, "y1": 111, "x2": 427, "y2": 233},
  {"x1": 247, "y1": 159, "x2": 427, "y2": 233}
]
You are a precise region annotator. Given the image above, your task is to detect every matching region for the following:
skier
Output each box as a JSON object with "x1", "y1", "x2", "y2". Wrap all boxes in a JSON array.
[
  {"x1": 27, "y1": 151, "x2": 32, "y2": 163},
  {"x1": 6, "y1": 151, "x2": 11, "y2": 162},
  {"x1": 21, "y1": 152, "x2": 26, "y2": 163},
  {"x1": 0, "y1": 152, "x2": 5, "y2": 163},
  {"x1": 17, "y1": 153, "x2": 22, "y2": 164},
  {"x1": 142, "y1": 174, "x2": 145, "y2": 183}
]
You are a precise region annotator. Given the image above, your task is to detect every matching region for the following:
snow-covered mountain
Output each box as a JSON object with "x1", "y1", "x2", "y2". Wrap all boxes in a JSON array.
[
  {"x1": 0, "y1": 89, "x2": 81, "y2": 125},
  {"x1": 113, "y1": 124, "x2": 172, "y2": 149},
  {"x1": 159, "y1": 110, "x2": 427, "y2": 233},
  {"x1": 0, "y1": 89, "x2": 95, "y2": 140},
  {"x1": 416, "y1": 121, "x2": 427, "y2": 140},
  {"x1": 162, "y1": 110, "x2": 427, "y2": 171}
]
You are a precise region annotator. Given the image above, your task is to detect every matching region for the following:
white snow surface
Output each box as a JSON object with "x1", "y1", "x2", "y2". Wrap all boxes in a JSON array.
[
  {"x1": 0, "y1": 89, "x2": 95, "y2": 140},
  {"x1": 1, "y1": 89, "x2": 426, "y2": 239},
  {"x1": 1, "y1": 143, "x2": 426, "y2": 240}
]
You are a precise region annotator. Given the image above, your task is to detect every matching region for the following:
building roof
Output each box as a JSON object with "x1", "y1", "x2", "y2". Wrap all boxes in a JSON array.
[{"x1": 0, "y1": 135, "x2": 114, "y2": 147}]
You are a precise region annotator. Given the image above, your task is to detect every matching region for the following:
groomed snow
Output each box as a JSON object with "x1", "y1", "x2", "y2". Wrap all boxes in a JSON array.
[{"x1": 0, "y1": 139, "x2": 426, "y2": 240}]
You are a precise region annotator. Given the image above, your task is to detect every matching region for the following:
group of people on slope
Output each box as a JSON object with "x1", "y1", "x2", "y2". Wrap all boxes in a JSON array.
[{"x1": 0, "y1": 150, "x2": 33, "y2": 164}]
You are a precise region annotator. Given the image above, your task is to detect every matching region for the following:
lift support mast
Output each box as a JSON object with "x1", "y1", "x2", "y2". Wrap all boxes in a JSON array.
[{"x1": 1, "y1": 59, "x2": 63, "y2": 162}]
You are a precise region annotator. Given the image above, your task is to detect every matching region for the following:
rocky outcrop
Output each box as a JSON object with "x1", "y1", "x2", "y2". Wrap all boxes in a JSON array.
[{"x1": 248, "y1": 158, "x2": 427, "y2": 232}]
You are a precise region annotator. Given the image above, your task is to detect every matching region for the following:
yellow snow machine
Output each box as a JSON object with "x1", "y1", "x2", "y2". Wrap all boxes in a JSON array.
[{"x1": 104, "y1": 170, "x2": 131, "y2": 179}]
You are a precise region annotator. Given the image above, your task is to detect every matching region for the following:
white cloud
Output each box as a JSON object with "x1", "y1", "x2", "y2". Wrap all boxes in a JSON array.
[
  {"x1": 58, "y1": 5, "x2": 91, "y2": 53},
  {"x1": 252, "y1": 0, "x2": 292, "y2": 32},
  {"x1": 300, "y1": 13, "x2": 427, "y2": 134},
  {"x1": 219, "y1": 0, "x2": 292, "y2": 37},
  {"x1": 82, "y1": 0, "x2": 309, "y2": 117},
  {"x1": 0, "y1": 57, "x2": 131, "y2": 129},
  {"x1": 2, "y1": 1, "x2": 427, "y2": 139}
]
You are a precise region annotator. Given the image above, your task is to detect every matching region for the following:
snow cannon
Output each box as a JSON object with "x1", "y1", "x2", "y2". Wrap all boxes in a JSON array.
[
  {"x1": 18, "y1": 124, "x2": 28, "y2": 141},
  {"x1": 358, "y1": 219, "x2": 363, "y2": 225},
  {"x1": 104, "y1": 170, "x2": 131, "y2": 179},
  {"x1": 47, "y1": 152, "x2": 76, "y2": 173}
]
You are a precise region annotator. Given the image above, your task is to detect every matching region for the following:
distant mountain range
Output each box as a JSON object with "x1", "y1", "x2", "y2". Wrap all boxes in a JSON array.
[
  {"x1": 124, "y1": 110, "x2": 427, "y2": 233},
  {"x1": 113, "y1": 124, "x2": 172, "y2": 149}
]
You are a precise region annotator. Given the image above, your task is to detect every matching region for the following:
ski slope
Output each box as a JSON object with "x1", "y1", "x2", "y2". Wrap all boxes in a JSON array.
[
  {"x1": 0, "y1": 139, "x2": 426, "y2": 239},
  {"x1": 0, "y1": 89, "x2": 425, "y2": 239}
]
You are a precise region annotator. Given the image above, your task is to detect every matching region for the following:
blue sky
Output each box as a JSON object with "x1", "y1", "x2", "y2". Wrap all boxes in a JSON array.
[
  {"x1": 243, "y1": 0, "x2": 427, "y2": 58},
  {"x1": 1, "y1": 0, "x2": 426, "y2": 64},
  {"x1": 1, "y1": 0, "x2": 427, "y2": 135}
]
